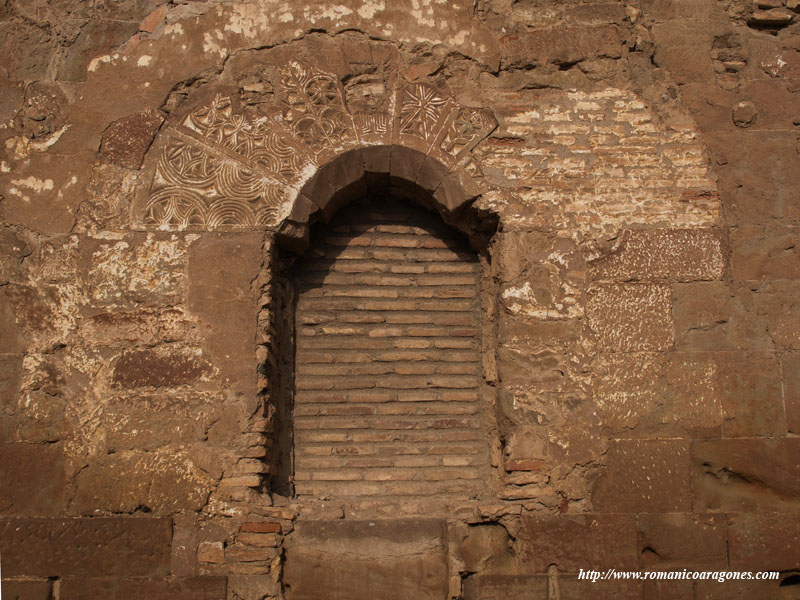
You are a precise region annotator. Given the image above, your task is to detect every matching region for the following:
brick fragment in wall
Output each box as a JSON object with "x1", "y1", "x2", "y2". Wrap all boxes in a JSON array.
[{"x1": 292, "y1": 197, "x2": 488, "y2": 503}]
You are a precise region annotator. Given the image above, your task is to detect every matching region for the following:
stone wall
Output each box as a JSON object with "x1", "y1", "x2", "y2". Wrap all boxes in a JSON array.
[{"x1": 0, "y1": 0, "x2": 798, "y2": 599}]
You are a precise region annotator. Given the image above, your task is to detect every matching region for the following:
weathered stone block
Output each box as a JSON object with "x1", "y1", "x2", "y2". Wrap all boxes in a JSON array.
[
  {"x1": 652, "y1": 23, "x2": 713, "y2": 83},
  {"x1": 586, "y1": 284, "x2": 673, "y2": 352},
  {"x1": 731, "y1": 226, "x2": 800, "y2": 281},
  {"x1": 592, "y1": 439, "x2": 691, "y2": 512},
  {"x1": 784, "y1": 352, "x2": 800, "y2": 435},
  {"x1": 500, "y1": 25, "x2": 623, "y2": 69},
  {"x1": 516, "y1": 514, "x2": 638, "y2": 572},
  {"x1": 557, "y1": 577, "x2": 643, "y2": 599},
  {"x1": 0, "y1": 580, "x2": 52, "y2": 600},
  {"x1": 188, "y1": 233, "x2": 262, "y2": 396},
  {"x1": 71, "y1": 452, "x2": 211, "y2": 515},
  {"x1": 284, "y1": 519, "x2": 449, "y2": 600},
  {"x1": 456, "y1": 523, "x2": 513, "y2": 574},
  {"x1": 592, "y1": 352, "x2": 721, "y2": 437},
  {"x1": 0, "y1": 442, "x2": 66, "y2": 516},
  {"x1": 0, "y1": 517, "x2": 171, "y2": 577},
  {"x1": 694, "y1": 577, "x2": 787, "y2": 599},
  {"x1": 0, "y1": 228, "x2": 33, "y2": 285},
  {"x1": 672, "y1": 282, "x2": 772, "y2": 351},
  {"x1": 83, "y1": 235, "x2": 186, "y2": 308},
  {"x1": 715, "y1": 351, "x2": 785, "y2": 437},
  {"x1": 637, "y1": 513, "x2": 727, "y2": 569},
  {"x1": 59, "y1": 576, "x2": 226, "y2": 599},
  {"x1": 99, "y1": 109, "x2": 164, "y2": 169},
  {"x1": 462, "y1": 574, "x2": 546, "y2": 600},
  {"x1": 588, "y1": 228, "x2": 726, "y2": 282},
  {"x1": 704, "y1": 131, "x2": 800, "y2": 227},
  {"x1": 228, "y1": 574, "x2": 281, "y2": 600},
  {"x1": 729, "y1": 513, "x2": 800, "y2": 571},
  {"x1": 112, "y1": 347, "x2": 212, "y2": 389},
  {"x1": 692, "y1": 439, "x2": 800, "y2": 513}
]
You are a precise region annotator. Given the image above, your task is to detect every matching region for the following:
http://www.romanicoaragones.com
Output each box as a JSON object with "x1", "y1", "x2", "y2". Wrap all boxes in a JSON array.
[{"x1": 578, "y1": 568, "x2": 780, "y2": 584}]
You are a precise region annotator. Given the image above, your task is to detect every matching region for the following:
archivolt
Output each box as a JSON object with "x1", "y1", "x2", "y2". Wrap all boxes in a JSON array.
[{"x1": 132, "y1": 61, "x2": 498, "y2": 234}]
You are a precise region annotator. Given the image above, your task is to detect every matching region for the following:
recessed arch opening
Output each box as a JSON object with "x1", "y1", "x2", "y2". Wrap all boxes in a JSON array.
[{"x1": 264, "y1": 146, "x2": 501, "y2": 513}]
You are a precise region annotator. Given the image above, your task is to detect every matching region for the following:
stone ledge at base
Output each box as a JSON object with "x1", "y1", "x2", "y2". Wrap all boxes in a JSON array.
[{"x1": 283, "y1": 519, "x2": 448, "y2": 600}]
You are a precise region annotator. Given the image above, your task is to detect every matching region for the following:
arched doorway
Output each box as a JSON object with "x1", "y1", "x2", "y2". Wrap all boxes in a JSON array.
[{"x1": 291, "y1": 193, "x2": 488, "y2": 509}]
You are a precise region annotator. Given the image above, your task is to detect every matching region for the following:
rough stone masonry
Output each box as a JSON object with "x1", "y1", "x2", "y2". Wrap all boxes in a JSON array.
[{"x1": 0, "y1": 0, "x2": 799, "y2": 599}]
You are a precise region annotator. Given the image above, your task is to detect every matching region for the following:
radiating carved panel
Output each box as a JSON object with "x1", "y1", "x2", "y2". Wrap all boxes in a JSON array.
[
  {"x1": 134, "y1": 61, "x2": 496, "y2": 232},
  {"x1": 138, "y1": 133, "x2": 286, "y2": 230},
  {"x1": 398, "y1": 83, "x2": 451, "y2": 141}
]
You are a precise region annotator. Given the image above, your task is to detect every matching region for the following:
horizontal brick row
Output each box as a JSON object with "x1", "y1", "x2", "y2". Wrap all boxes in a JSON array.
[
  {"x1": 295, "y1": 375, "x2": 479, "y2": 390},
  {"x1": 293, "y1": 198, "x2": 487, "y2": 500}
]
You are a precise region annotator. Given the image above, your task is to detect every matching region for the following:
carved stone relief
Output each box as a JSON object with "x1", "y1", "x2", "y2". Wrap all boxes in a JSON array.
[{"x1": 133, "y1": 61, "x2": 498, "y2": 231}]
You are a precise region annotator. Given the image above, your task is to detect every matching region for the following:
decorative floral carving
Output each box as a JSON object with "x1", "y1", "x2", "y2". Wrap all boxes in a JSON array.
[
  {"x1": 398, "y1": 83, "x2": 449, "y2": 140},
  {"x1": 278, "y1": 61, "x2": 356, "y2": 154},
  {"x1": 135, "y1": 62, "x2": 496, "y2": 232},
  {"x1": 438, "y1": 107, "x2": 498, "y2": 162}
]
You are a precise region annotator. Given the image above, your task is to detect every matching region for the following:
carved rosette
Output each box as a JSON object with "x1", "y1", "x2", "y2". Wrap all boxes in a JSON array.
[{"x1": 133, "y1": 63, "x2": 497, "y2": 231}]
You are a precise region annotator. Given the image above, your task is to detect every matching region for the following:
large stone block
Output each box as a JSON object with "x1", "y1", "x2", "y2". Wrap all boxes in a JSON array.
[
  {"x1": 730, "y1": 226, "x2": 800, "y2": 281},
  {"x1": 0, "y1": 517, "x2": 171, "y2": 577},
  {"x1": 637, "y1": 513, "x2": 727, "y2": 570},
  {"x1": 673, "y1": 282, "x2": 776, "y2": 351},
  {"x1": 592, "y1": 352, "x2": 721, "y2": 437},
  {"x1": 694, "y1": 578, "x2": 788, "y2": 599},
  {"x1": 59, "y1": 576, "x2": 227, "y2": 600},
  {"x1": 588, "y1": 228, "x2": 726, "y2": 283},
  {"x1": 715, "y1": 351, "x2": 785, "y2": 437},
  {"x1": 83, "y1": 235, "x2": 186, "y2": 308},
  {"x1": 103, "y1": 392, "x2": 221, "y2": 452},
  {"x1": 112, "y1": 347, "x2": 213, "y2": 389},
  {"x1": 592, "y1": 439, "x2": 692, "y2": 512},
  {"x1": 516, "y1": 514, "x2": 638, "y2": 572},
  {"x1": 0, "y1": 579, "x2": 52, "y2": 600},
  {"x1": 71, "y1": 451, "x2": 211, "y2": 515},
  {"x1": 500, "y1": 25, "x2": 623, "y2": 69},
  {"x1": 586, "y1": 284, "x2": 673, "y2": 352},
  {"x1": 704, "y1": 131, "x2": 800, "y2": 227},
  {"x1": 691, "y1": 439, "x2": 800, "y2": 513},
  {"x1": 0, "y1": 442, "x2": 66, "y2": 516},
  {"x1": 462, "y1": 575, "x2": 546, "y2": 600},
  {"x1": 728, "y1": 513, "x2": 800, "y2": 571},
  {"x1": 283, "y1": 519, "x2": 449, "y2": 600},
  {"x1": 652, "y1": 23, "x2": 714, "y2": 83},
  {"x1": 188, "y1": 233, "x2": 263, "y2": 396},
  {"x1": 784, "y1": 352, "x2": 800, "y2": 435}
]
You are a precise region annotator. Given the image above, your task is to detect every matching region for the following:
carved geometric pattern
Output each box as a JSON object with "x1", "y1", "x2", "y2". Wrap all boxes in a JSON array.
[
  {"x1": 398, "y1": 83, "x2": 449, "y2": 140},
  {"x1": 438, "y1": 107, "x2": 498, "y2": 162},
  {"x1": 354, "y1": 113, "x2": 391, "y2": 137},
  {"x1": 278, "y1": 61, "x2": 357, "y2": 155},
  {"x1": 134, "y1": 62, "x2": 497, "y2": 231}
]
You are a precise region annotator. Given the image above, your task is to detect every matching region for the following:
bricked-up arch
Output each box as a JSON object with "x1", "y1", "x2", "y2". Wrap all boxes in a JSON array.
[
  {"x1": 130, "y1": 60, "x2": 502, "y2": 507},
  {"x1": 267, "y1": 149, "x2": 502, "y2": 512},
  {"x1": 291, "y1": 196, "x2": 488, "y2": 507}
]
